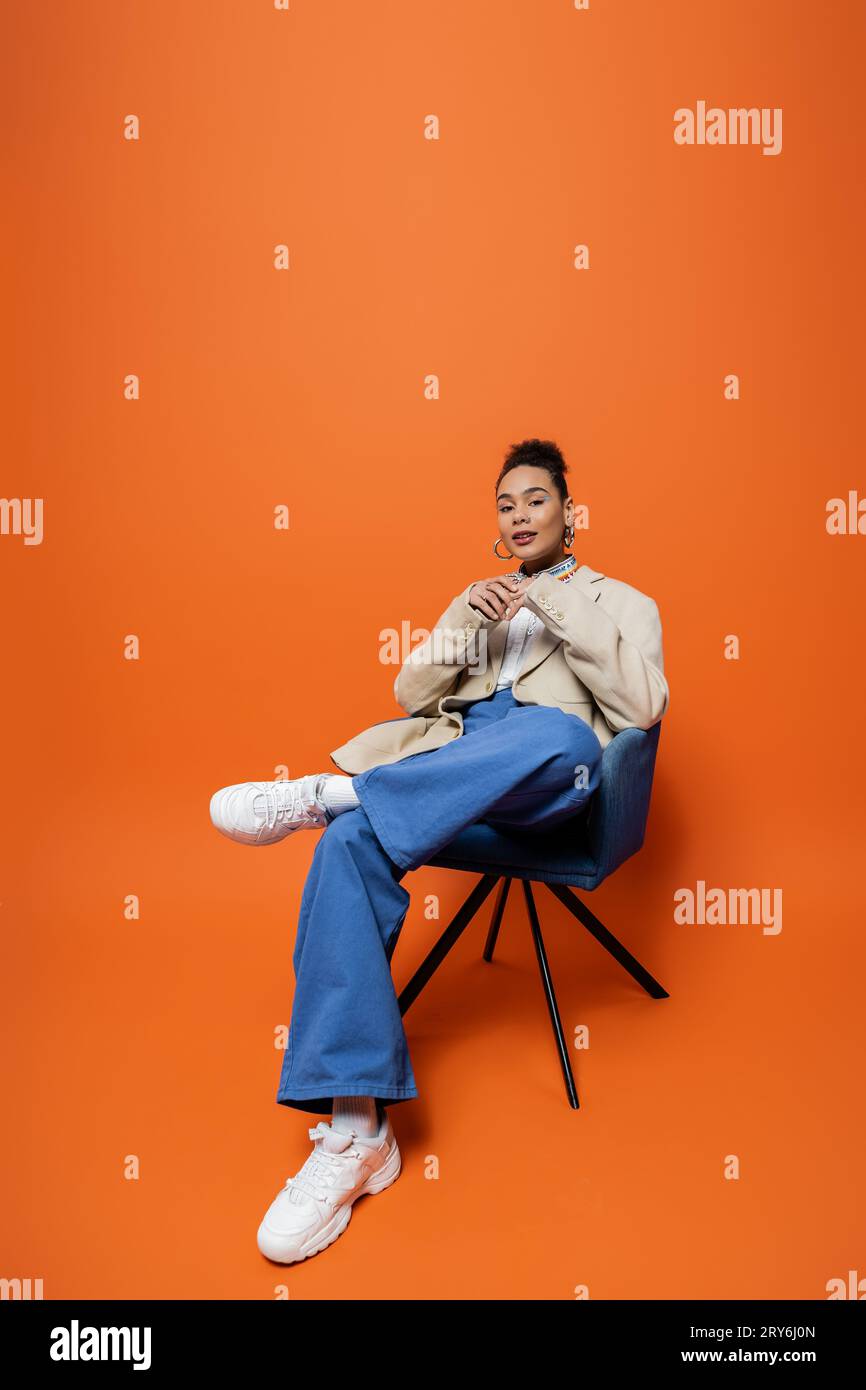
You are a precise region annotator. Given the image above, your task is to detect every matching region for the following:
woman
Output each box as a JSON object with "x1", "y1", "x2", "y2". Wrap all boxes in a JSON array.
[{"x1": 209, "y1": 437, "x2": 669, "y2": 1266}]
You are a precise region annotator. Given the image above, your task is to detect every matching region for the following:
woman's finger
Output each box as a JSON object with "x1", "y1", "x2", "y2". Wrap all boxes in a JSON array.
[{"x1": 471, "y1": 589, "x2": 502, "y2": 619}]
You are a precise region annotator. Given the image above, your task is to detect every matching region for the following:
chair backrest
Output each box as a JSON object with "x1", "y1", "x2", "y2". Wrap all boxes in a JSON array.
[{"x1": 585, "y1": 722, "x2": 663, "y2": 883}]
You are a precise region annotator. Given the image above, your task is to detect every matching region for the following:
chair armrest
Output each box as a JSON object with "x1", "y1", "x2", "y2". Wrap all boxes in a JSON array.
[{"x1": 585, "y1": 723, "x2": 662, "y2": 882}]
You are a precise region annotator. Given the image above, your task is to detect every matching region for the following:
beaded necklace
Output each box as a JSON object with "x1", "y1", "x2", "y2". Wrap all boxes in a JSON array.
[{"x1": 517, "y1": 553, "x2": 577, "y2": 582}]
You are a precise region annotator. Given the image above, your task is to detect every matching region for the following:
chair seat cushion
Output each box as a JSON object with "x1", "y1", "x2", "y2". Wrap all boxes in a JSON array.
[{"x1": 426, "y1": 813, "x2": 601, "y2": 887}]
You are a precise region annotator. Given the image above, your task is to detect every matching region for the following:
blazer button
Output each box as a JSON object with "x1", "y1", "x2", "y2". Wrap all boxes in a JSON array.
[{"x1": 485, "y1": 680, "x2": 493, "y2": 691}]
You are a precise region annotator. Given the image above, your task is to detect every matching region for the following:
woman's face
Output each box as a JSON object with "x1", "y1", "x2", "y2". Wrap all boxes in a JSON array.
[{"x1": 496, "y1": 465, "x2": 572, "y2": 566}]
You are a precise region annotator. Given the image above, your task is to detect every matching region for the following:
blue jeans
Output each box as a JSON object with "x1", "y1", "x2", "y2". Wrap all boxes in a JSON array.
[{"x1": 275, "y1": 688, "x2": 603, "y2": 1114}]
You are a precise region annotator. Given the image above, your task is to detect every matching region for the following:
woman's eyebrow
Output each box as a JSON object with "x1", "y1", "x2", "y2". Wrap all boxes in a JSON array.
[{"x1": 496, "y1": 487, "x2": 550, "y2": 501}]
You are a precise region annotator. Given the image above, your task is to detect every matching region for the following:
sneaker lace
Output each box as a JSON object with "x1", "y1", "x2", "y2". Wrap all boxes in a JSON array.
[
  {"x1": 259, "y1": 781, "x2": 311, "y2": 832},
  {"x1": 284, "y1": 1122, "x2": 356, "y2": 1207}
]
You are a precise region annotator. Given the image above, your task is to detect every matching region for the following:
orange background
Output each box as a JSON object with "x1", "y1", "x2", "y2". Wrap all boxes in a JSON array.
[{"x1": 2, "y1": 0, "x2": 864, "y2": 1299}]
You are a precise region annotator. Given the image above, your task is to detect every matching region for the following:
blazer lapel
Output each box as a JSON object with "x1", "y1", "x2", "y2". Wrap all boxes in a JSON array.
[
  {"x1": 462, "y1": 561, "x2": 606, "y2": 690},
  {"x1": 512, "y1": 561, "x2": 606, "y2": 683},
  {"x1": 482, "y1": 618, "x2": 509, "y2": 680}
]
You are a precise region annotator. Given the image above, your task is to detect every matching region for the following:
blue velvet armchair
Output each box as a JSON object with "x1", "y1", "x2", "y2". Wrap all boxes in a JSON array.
[{"x1": 394, "y1": 721, "x2": 668, "y2": 1107}]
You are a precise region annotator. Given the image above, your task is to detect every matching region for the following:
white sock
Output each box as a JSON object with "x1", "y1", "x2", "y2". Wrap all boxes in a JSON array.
[
  {"x1": 317, "y1": 773, "x2": 360, "y2": 817},
  {"x1": 331, "y1": 1095, "x2": 380, "y2": 1137}
]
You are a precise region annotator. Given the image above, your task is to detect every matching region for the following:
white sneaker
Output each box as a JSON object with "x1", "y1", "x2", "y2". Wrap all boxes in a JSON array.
[
  {"x1": 209, "y1": 774, "x2": 332, "y2": 846},
  {"x1": 256, "y1": 1108, "x2": 402, "y2": 1265}
]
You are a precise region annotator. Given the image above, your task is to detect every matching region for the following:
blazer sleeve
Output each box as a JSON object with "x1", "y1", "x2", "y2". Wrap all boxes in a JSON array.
[
  {"x1": 521, "y1": 573, "x2": 670, "y2": 735},
  {"x1": 393, "y1": 581, "x2": 500, "y2": 717}
]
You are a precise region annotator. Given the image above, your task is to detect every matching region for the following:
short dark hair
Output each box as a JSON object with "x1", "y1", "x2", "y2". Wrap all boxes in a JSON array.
[{"x1": 495, "y1": 438, "x2": 569, "y2": 504}]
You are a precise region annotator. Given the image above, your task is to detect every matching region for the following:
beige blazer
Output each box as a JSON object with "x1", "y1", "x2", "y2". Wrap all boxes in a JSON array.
[{"x1": 329, "y1": 562, "x2": 670, "y2": 775}]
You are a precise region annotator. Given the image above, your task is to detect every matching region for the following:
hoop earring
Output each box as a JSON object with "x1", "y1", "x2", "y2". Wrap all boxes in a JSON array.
[{"x1": 493, "y1": 537, "x2": 512, "y2": 560}]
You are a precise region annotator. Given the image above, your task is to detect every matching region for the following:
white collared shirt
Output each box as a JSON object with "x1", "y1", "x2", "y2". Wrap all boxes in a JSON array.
[
  {"x1": 495, "y1": 553, "x2": 577, "y2": 691},
  {"x1": 495, "y1": 602, "x2": 543, "y2": 690}
]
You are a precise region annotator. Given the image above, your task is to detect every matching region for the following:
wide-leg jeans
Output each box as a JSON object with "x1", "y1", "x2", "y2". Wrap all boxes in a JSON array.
[{"x1": 276, "y1": 688, "x2": 603, "y2": 1114}]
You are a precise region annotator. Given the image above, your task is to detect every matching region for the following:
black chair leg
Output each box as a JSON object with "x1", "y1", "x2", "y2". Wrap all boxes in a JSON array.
[
  {"x1": 398, "y1": 873, "x2": 501, "y2": 1016},
  {"x1": 545, "y1": 882, "x2": 670, "y2": 999},
  {"x1": 394, "y1": 872, "x2": 666, "y2": 1110},
  {"x1": 482, "y1": 877, "x2": 512, "y2": 961},
  {"x1": 522, "y1": 881, "x2": 580, "y2": 1109}
]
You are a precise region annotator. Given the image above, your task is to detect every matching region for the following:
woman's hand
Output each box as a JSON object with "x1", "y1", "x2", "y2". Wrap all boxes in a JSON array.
[{"x1": 468, "y1": 574, "x2": 534, "y2": 621}]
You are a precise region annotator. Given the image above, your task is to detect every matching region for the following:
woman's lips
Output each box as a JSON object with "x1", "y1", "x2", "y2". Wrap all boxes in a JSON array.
[{"x1": 512, "y1": 532, "x2": 536, "y2": 545}]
